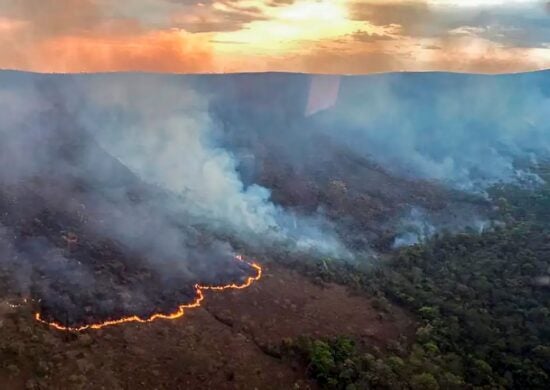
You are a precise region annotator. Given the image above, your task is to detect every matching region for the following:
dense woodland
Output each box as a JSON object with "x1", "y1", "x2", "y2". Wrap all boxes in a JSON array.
[{"x1": 284, "y1": 172, "x2": 550, "y2": 389}]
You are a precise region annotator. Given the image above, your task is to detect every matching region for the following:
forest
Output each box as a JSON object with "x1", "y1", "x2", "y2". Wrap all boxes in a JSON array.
[{"x1": 282, "y1": 170, "x2": 550, "y2": 389}]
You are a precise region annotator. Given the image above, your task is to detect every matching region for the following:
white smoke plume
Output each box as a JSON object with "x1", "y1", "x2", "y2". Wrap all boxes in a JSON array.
[
  {"x1": 41, "y1": 74, "x2": 350, "y2": 259},
  {"x1": 0, "y1": 72, "x2": 354, "y2": 325},
  {"x1": 392, "y1": 207, "x2": 436, "y2": 248},
  {"x1": 308, "y1": 72, "x2": 550, "y2": 192}
]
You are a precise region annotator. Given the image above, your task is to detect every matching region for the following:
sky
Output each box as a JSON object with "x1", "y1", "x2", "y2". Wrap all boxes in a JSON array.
[{"x1": 0, "y1": 0, "x2": 549, "y2": 74}]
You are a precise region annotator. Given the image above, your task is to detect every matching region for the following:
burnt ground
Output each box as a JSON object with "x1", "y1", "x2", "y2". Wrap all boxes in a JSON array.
[
  {"x1": 0, "y1": 102, "x2": 259, "y2": 328},
  {"x1": 0, "y1": 261, "x2": 414, "y2": 389},
  {"x1": 0, "y1": 177, "x2": 258, "y2": 329}
]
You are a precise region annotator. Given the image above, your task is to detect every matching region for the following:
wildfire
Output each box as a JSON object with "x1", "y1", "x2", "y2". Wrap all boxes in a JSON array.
[{"x1": 34, "y1": 256, "x2": 262, "y2": 332}]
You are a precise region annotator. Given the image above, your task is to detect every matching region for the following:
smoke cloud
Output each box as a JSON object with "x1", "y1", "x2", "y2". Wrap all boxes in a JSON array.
[
  {"x1": 0, "y1": 71, "x2": 353, "y2": 325},
  {"x1": 68, "y1": 74, "x2": 349, "y2": 257},
  {"x1": 3, "y1": 69, "x2": 549, "y2": 323},
  {"x1": 0, "y1": 71, "x2": 349, "y2": 267},
  {"x1": 308, "y1": 72, "x2": 550, "y2": 192}
]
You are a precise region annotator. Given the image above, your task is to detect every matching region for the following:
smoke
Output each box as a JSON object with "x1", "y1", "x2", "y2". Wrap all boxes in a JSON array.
[
  {"x1": 0, "y1": 73, "x2": 347, "y2": 324},
  {"x1": 4, "y1": 68, "x2": 550, "y2": 320},
  {"x1": 391, "y1": 206, "x2": 492, "y2": 249},
  {"x1": 308, "y1": 72, "x2": 550, "y2": 192},
  {"x1": 67, "y1": 74, "x2": 349, "y2": 258},
  {"x1": 392, "y1": 207, "x2": 436, "y2": 248},
  {"x1": 0, "y1": 72, "x2": 349, "y2": 262}
]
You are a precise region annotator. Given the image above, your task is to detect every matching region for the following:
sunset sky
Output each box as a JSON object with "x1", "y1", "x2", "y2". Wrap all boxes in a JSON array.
[{"x1": 1, "y1": 0, "x2": 549, "y2": 74}]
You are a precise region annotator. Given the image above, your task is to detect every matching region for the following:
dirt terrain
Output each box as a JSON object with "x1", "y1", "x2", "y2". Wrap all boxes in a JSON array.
[{"x1": 0, "y1": 261, "x2": 414, "y2": 389}]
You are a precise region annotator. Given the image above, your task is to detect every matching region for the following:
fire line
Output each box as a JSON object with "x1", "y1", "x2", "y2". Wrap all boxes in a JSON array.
[{"x1": 34, "y1": 256, "x2": 262, "y2": 332}]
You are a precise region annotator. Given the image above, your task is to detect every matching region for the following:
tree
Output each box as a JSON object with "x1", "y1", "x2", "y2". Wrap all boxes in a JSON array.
[{"x1": 410, "y1": 373, "x2": 439, "y2": 390}]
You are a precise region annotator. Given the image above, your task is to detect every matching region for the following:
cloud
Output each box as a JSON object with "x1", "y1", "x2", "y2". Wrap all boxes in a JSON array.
[
  {"x1": 351, "y1": 30, "x2": 397, "y2": 43},
  {"x1": 448, "y1": 24, "x2": 550, "y2": 49},
  {"x1": 350, "y1": 1, "x2": 434, "y2": 36},
  {"x1": 298, "y1": 49, "x2": 403, "y2": 74},
  {"x1": 350, "y1": 1, "x2": 550, "y2": 49},
  {"x1": 0, "y1": 0, "x2": 269, "y2": 72},
  {"x1": 424, "y1": 39, "x2": 547, "y2": 73},
  {"x1": 286, "y1": 30, "x2": 548, "y2": 75},
  {"x1": 0, "y1": 0, "x2": 215, "y2": 72},
  {"x1": 171, "y1": 1, "x2": 268, "y2": 33},
  {"x1": 266, "y1": 0, "x2": 295, "y2": 6},
  {"x1": 0, "y1": 0, "x2": 548, "y2": 74},
  {"x1": 0, "y1": 27, "x2": 214, "y2": 73},
  {"x1": 103, "y1": 0, "x2": 269, "y2": 33},
  {"x1": 0, "y1": 0, "x2": 102, "y2": 37}
]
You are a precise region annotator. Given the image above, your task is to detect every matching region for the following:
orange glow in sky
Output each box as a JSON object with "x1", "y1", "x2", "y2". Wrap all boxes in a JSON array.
[{"x1": 0, "y1": 0, "x2": 549, "y2": 74}]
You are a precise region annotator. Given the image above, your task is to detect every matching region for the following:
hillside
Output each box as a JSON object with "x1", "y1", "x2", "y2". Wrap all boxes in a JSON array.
[{"x1": 0, "y1": 70, "x2": 549, "y2": 389}]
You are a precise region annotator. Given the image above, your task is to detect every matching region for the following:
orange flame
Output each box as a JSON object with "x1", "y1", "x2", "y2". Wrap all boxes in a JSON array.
[{"x1": 34, "y1": 256, "x2": 262, "y2": 332}]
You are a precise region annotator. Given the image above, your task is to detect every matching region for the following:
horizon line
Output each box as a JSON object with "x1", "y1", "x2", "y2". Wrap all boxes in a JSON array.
[{"x1": 1, "y1": 68, "x2": 550, "y2": 77}]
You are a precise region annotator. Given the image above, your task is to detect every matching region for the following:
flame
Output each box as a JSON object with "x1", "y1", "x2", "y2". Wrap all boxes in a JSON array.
[{"x1": 34, "y1": 256, "x2": 262, "y2": 332}]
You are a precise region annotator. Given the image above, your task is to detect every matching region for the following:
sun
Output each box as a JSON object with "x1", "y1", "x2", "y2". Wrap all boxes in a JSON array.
[
  {"x1": 278, "y1": 0, "x2": 347, "y2": 22},
  {"x1": 212, "y1": 0, "x2": 369, "y2": 53}
]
